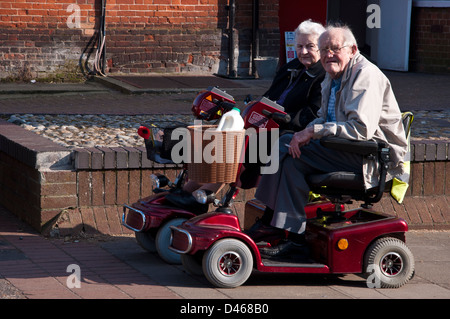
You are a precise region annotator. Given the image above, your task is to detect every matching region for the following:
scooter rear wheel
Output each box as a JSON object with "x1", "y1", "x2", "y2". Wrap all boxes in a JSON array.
[
  {"x1": 181, "y1": 253, "x2": 204, "y2": 276},
  {"x1": 202, "y1": 238, "x2": 253, "y2": 288},
  {"x1": 156, "y1": 218, "x2": 188, "y2": 264},
  {"x1": 135, "y1": 231, "x2": 157, "y2": 253}
]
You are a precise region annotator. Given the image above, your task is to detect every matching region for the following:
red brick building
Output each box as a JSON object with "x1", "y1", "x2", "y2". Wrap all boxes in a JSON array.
[
  {"x1": 410, "y1": 1, "x2": 450, "y2": 74},
  {"x1": 0, "y1": 0, "x2": 281, "y2": 79},
  {"x1": 0, "y1": 0, "x2": 448, "y2": 81}
]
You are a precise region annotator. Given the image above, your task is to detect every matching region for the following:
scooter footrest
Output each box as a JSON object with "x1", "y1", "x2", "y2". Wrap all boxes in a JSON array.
[{"x1": 261, "y1": 258, "x2": 326, "y2": 268}]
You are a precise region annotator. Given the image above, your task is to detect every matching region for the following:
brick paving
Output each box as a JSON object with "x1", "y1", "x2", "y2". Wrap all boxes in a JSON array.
[{"x1": 0, "y1": 205, "x2": 180, "y2": 299}]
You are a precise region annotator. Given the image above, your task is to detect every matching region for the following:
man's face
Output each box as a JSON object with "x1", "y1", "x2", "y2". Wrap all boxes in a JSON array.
[{"x1": 319, "y1": 30, "x2": 356, "y2": 79}]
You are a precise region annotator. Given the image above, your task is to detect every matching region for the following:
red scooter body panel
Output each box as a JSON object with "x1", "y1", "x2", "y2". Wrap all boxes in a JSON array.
[
  {"x1": 306, "y1": 209, "x2": 408, "y2": 273},
  {"x1": 304, "y1": 200, "x2": 340, "y2": 219},
  {"x1": 123, "y1": 193, "x2": 196, "y2": 231},
  {"x1": 171, "y1": 212, "x2": 258, "y2": 255},
  {"x1": 170, "y1": 203, "x2": 409, "y2": 275},
  {"x1": 170, "y1": 200, "x2": 337, "y2": 255}
]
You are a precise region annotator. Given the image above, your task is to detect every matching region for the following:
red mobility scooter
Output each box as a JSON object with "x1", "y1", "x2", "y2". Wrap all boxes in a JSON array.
[
  {"x1": 122, "y1": 87, "x2": 238, "y2": 264},
  {"x1": 169, "y1": 113, "x2": 415, "y2": 289},
  {"x1": 122, "y1": 87, "x2": 336, "y2": 264}
]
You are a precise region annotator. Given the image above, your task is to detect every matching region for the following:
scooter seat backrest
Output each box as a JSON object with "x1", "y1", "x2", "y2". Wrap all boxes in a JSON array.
[{"x1": 307, "y1": 111, "x2": 413, "y2": 206}]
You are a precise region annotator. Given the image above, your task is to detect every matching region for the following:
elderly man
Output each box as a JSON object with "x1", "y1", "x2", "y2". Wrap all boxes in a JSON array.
[{"x1": 252, "y1": 24, "x2": 408, "y2": 257}]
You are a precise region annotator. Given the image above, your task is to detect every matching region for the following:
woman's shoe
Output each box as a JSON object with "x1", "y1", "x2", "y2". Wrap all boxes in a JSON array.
[
  {"x1": 259, "y1": 239, "x2": 307, "y2": 258},
  {"x1": 244, "y1": 219, "x2": 285, "y2": 242}
]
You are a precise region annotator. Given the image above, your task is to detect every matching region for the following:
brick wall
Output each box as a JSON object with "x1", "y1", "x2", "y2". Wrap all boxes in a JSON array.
[
  {"x1": 0, "y1": 152, "x2": 42, "y2": 230},
  {"x1": 410, "y1": 6, "x2": 450, "y2": 74},
  {"x1": 0, "y1": 0, "x2": 280, "y2": 80}
]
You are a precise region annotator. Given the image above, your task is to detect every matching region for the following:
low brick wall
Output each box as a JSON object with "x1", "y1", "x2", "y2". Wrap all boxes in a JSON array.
[
  {"x1": 0, "y1": 118, "x2": 448, "y2": 236},
  {"x1": 0, "y1": 118, "x2": 181, "y2": 235}
]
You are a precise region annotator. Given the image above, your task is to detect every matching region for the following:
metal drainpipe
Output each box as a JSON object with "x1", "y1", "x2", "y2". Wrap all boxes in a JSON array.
[
  {"x1": 251, "y1": 0, "x2": 259, "y2": 77},
  {"x1": 100, "y1": 0, "x2": 107, "y2": 75},
  {"x1": 228, "y1": 0, "x2": 236, "y2": 78}
]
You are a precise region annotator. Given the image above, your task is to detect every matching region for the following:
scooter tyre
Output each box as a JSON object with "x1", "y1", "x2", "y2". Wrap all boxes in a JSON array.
[
  {"x1": 364, "y1": 237, "x2": 415, "y2": 288},
  {"x1": 135, "y1": 231, "x2": 157, "y2": 253},
  {"x1": 202, "y1": 238, "x2": 253, "y2": 288},
  {"x1": 156, "y1": 218, "x2": 187, "y2": 264}
]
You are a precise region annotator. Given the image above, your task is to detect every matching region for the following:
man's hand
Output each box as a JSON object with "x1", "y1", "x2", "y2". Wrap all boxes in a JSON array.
[{"x1": 288, "y1": 126, "x2": 314, "y2": 158}]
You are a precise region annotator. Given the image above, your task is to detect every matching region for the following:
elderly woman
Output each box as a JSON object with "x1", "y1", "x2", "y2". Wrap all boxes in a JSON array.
[
  {"x1": 244, "y1": 19, "x2": 326, "y2": 240},
  {"x1": 167, "y1": 20, "x2": 326, "y2": 213},
  {"x1": 264, "y1": 19, "x2": 326, "y2": 132},
  {"x1": 253, "y1": 24, "x2": 408, "y2": 257}
]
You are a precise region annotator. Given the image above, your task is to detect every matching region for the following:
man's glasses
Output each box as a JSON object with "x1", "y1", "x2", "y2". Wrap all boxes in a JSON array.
[{"x1": 319, "y1": 45, "x2": 349, "y2": 55}]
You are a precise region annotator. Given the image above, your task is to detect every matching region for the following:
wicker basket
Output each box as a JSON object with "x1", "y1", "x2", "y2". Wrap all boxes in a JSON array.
[{"x1": 187, "y1": 125, "x2": 245, "y2": 183}]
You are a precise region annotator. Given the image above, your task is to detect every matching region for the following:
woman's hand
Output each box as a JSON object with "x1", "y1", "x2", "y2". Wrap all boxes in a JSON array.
[{"x1": 288, "y1": 126, "x2": 314, "y2": 158}]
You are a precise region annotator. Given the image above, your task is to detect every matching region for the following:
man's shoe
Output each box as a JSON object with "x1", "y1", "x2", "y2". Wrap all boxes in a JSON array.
[
  {"x1": 259, "y1": 239, "x2": 306, "y2": 258},
  {"x1": 165, "y1": 190, "x2": 209, "y2": 214},
  {"x1": 245, "y1": 219, "x2": 285, "y2": 242}
]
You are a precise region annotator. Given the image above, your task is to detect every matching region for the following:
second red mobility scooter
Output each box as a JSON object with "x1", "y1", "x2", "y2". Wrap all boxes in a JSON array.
[
  {"x1": 169, "y1": 110, "x2": 415, "y2": 289},
  {"x1": 122, "y1": 87, "x2": 237, "y2": 264}
]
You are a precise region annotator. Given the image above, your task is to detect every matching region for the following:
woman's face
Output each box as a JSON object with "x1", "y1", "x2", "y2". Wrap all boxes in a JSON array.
[{"x1": 295, "y1": 33, "x2": 321, "y2": 69}]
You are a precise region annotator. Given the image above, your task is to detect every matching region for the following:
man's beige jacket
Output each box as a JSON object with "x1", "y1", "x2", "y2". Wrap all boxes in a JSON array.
[{"x1": 309, "y1": 52, "x2": 408, "y2": 189}]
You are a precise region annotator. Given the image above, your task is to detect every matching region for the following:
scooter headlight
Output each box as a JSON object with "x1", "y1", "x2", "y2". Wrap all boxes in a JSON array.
[
  {"x1": 192, "y1": 189, "x2": 216, "y2": 204},
  {"x1": 150, "y1": 174, "x2": 170, "y2": 190}
]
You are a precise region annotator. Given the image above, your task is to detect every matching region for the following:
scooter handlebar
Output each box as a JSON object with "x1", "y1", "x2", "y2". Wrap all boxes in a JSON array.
[
  {"x1": 215, "y1": 100, "x2": 237, "y2": 111},
  {"x1": 261, "y1": 109, "x2": 291, "y2": 124},
  {"x1": 137, "y1": 126, "x2": 151, "y2": 140},
  {"x1": 271, "y1": 112, "x2": 291, "y2": 124}
]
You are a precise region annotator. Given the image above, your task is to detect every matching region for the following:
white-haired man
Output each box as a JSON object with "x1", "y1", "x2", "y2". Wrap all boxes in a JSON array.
[{"x1": 253, "y1": 25, "x2": 408, "y2": 257}]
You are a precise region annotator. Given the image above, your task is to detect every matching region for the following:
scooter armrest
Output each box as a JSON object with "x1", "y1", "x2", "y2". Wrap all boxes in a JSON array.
[{"x1": 319, "y1": 136, "x2": 379, "y2": 156}]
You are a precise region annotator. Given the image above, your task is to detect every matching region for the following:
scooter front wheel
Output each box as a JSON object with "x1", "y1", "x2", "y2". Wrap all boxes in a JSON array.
[{"x1": 202, "y1": 238, "x2": 253, "y2": 288}]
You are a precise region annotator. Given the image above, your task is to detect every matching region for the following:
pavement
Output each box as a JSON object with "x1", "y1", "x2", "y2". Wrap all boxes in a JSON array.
[
  {"x1": 0, "y1": 71, "x2": 449, "y2": 302},
  {"x1": 1, "y1": 204, "x2": 449, "y2": 302}
]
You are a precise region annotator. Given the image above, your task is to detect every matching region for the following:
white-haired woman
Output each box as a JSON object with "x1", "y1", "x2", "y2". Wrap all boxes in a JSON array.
[
  {"x1": 245, "y1": 19, "x2": 326, "y2": 241},
  {"x1": 263, "y1": 19, "x2": 326, "y2": 132},
  {"x1": 166, "y1": 20, "x2": 326, "y2": 216}
]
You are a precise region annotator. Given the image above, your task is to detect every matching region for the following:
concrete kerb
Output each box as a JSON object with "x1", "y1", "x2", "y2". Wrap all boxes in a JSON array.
[
  {"x1": 92, "y1": 75, "x2": 205, "y2": 95},
  {"x1": 0, "y1": 82, "x2": 109, "y2": 95}
]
